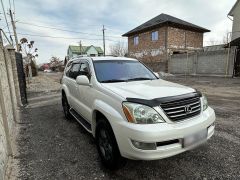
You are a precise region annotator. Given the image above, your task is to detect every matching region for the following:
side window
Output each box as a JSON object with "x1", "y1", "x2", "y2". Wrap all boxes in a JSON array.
[
  {"x1": 151, "y1": 31, "x2": 158, "y2": 41},
  {"x1": 133, "y1": 36, "x2": 139, "y2": 45},
  {"x1": 65, "y1": 61, "x2": 73, "y2": 77},
  {"x1": 79, "y1": 61, "x2": 91, "y2": 79},
  {"x1": 69, "y1": 63, "x2": 81, "y2": 79}
]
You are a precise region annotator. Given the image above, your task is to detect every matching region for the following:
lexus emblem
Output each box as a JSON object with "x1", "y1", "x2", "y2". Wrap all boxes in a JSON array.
[{"x1": 184, "y1": 105, "x2": 192, "y2": 114}]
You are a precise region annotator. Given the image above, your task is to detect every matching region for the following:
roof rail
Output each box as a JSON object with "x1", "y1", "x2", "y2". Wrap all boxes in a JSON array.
[
  {"x1": 76, "y1": 54, "x2": 89, "y2": 58},
  {"x1": 70, "y1": 54, "x2": 90, "y2": 61}
]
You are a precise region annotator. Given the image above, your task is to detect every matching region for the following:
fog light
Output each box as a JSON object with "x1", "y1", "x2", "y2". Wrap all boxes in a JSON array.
[{"x1": 131, "y1": 140, "x2": 156, "y2": 150}]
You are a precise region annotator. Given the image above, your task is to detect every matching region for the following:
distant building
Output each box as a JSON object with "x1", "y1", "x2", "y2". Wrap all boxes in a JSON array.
[
  {"x1": 228, "y1": 0, "x2": 240, "y2": 77},
  {"x1": 122, "y1": 13, "x2": 210, "y2": 71},
  {"x1": 228, "y1": 0, "x2": 240, "y2": 41},
  {"x1": 67, "y1": 45, "x2": 103, "y2": 58}
]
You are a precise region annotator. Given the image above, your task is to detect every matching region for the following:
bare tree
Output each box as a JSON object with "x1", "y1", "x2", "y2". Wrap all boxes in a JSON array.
[
  {"x1": 19, "y1": 38, "x2": 38, "y2": 80},
  {"x1": 49, "y1": 56, "x2": 64, "y2": 72},
  {"x1": 109, "y1": 41, "x2": 128, "y2": 57},
  {"x1": 222, "y1": 30, "x2": 230, "y2": 45},
  {"x1": 206, "y1": 38, "x2": 219, "y2": 46}
]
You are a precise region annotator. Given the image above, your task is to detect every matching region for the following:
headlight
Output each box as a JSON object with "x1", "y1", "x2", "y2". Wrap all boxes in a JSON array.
[
  {"x1": 122, "y1": 102, "x2": 165, "y2": 124},
  {"x1": 202, "y1": 95, "x2": 208, "y2": 111}
]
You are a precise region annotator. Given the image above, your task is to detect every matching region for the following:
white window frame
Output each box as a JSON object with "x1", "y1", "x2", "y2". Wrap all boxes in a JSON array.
[
  {"x1": 151, "y1": 31, "x2": 158, "y2": 41},
  {"x1": 133, "y1": 36, "x2": 139, "y2": 45}
]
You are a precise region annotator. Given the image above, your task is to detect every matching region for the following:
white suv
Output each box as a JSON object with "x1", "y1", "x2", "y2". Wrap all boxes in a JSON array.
[{"x1": 61, "y1": 56, "x2": 215, "y2": 169}]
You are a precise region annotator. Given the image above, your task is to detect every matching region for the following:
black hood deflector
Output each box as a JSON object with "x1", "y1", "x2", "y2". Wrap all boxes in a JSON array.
[{"x1": 126, "y1": 91, "x2": 202, "y2": 107}]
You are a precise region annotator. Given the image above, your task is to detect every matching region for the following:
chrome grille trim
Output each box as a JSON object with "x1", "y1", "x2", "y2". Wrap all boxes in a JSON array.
[
  {"x1": 163, "y1": 101, "x2": 200, "y2": 111},
  {"x1": 160, "y1": 95, "x2": 201, "y2": 122}
]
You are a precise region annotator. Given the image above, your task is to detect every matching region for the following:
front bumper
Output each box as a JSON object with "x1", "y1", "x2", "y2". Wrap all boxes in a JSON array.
[{"x1": 112, "y1": 107, "x2": 215, "y2": 160}]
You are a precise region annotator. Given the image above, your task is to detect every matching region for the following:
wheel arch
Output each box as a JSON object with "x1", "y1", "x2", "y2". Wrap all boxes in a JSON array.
[
  {"x1": 91, "y1": 100, "x2": 123, "y2": 138},
  {"x1": 61, "y1": 84, "x2": 70, "y2": 98},
  {"x1": 92, "y1": 110, "x2": 108, "y2": 137}
]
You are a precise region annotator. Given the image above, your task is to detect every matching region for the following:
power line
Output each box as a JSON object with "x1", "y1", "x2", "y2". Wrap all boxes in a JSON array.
[
  {"x1": 7, "y1": 31, "x2": 222, "y2": 45},
  {"x1": 9, "y1": 32, "x2": 122, "y2": 42},
  {"x1": 17, "y1": 21, "x2": 124, "y2": 39},
  {"x1": 0, "y1": 0, "x2": 12, "y2": 43}
]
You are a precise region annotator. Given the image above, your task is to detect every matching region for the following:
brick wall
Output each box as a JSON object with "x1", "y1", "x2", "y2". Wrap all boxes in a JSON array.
[
  {"x1": 127, "y1": 25, "x2": 204, "y2": 71},
  {"x1": 128, "y1": 26, "x2": 167, "y2": 62},
  {"x1": 168, "y1": 27, "x2": 203, "y2": 50}
]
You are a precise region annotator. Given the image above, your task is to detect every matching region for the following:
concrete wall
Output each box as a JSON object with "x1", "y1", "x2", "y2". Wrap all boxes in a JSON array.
[
  {"x1": 169, "y1": 49, "x2": 236, "y2": 76},
  {"x1": 0, "y1": 45, "x2": 19, "y2": 179}
]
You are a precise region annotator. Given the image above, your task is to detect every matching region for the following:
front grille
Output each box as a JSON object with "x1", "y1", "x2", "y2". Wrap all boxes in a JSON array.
[{"x1": 160, "y1": 94, "x2": 201, "y2": 121}]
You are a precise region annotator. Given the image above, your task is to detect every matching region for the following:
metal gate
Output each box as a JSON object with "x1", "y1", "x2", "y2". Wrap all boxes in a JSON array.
[
  {"x1": 15, "y1": 52, "x2": 28, "y2": 105},
  {"x1": 234, "y1": 48, "x2": 240, "y2": 77}
]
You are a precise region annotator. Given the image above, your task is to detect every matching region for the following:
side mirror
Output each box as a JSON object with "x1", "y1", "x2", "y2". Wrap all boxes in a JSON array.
[
  {"x1": 154, "y1": 72, "x2": 160, "y2": 78},
  {"x1": 76, "y1": 75, "x2": 90, "y2": 86}
]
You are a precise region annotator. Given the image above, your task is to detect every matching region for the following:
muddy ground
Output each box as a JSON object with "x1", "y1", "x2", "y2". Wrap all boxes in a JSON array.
[{"x1": 8, "y1": 73, "x2": 240, "y2": 179}]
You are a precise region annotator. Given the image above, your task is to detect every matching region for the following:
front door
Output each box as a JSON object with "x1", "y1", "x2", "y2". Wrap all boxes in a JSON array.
[
  {"x1": 234, "y1": 48, "x2": 240, "y2": 77},
  {"x1": 66, "y1": 63, "x2": 81, "y2": 109},
  {"x1": 75, "y1": 60, "x2": 93, "y2": 123}
]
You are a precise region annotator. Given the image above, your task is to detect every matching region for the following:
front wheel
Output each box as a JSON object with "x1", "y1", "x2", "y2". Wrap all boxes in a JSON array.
[{"x1": 96, "y1": 119, "x2": 126, "y2": 170}]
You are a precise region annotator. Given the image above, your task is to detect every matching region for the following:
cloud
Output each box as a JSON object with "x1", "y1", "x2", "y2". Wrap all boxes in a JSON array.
[{"x1": 0, "y1": 0, "x2": 236, "y2": 63}]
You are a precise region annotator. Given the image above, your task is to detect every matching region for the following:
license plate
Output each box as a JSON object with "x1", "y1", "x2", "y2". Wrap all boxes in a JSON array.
[{"x1": 183, "y1": 129, "x2": 208, "y2": 148}]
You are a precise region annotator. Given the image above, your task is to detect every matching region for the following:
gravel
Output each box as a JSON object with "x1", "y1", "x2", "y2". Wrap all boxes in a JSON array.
[{"x1": 9, "y1": 74, "x2": 240, "y2": 179}]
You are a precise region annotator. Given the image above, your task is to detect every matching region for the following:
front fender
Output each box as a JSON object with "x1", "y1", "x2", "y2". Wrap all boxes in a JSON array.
[
  {"x1": 62, "y1": 84, "x2": 70, "y2": 98},
  {"x1": 92, "y1": 99, "x2": 124, "y2": 137}
]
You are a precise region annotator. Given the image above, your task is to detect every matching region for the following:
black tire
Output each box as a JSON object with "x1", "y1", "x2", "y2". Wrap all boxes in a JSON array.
[
  {"x1": 96, "y1": 119, "x2": 126, "y2": 170},
  {"x1": 62, "y1": 93, "x2": 73, "y2": 120}
]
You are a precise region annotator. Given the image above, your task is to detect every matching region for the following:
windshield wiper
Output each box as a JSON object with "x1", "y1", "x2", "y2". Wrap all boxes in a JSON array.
[
  {"x1": 100, "y1": 79, "x2": 127, "y2": 83},
  {"x1": 126, "y1": 77, "x2": 154, "y2": 82}
]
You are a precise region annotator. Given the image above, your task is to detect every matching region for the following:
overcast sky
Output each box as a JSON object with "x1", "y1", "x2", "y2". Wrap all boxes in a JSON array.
[{"x1": 0, "y1": 0, "x2": 236, "y2": 64}]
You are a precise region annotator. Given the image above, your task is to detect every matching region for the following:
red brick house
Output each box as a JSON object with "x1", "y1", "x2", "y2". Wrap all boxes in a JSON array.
[{"x1": 122, "y1": 13, "x2": 210, "y2": 71}]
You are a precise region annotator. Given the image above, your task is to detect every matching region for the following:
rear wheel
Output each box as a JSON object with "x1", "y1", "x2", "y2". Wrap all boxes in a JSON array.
[
  {"x1": 62, "y1": 93, "x2": 72, "y2": 120},
  {"x1": 96, "y1": 119, "x2": 126, "y2": 170}
]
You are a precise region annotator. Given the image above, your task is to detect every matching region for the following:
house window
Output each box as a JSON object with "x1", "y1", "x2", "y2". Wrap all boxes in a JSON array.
[
  {"x1": 133, "y1": 36, "x2": 139, "y2": 45},
  {"x1": 151, "y1": 31, "x2": 158, "y2": 41}
]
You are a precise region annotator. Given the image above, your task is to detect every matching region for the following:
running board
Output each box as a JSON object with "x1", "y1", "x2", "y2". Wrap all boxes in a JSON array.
[{"x1": 69, "y1": 108, "x2": 92, "y2": 132}]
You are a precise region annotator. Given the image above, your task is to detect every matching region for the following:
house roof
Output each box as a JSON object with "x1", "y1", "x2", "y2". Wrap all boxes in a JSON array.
[
  {"x1": 122, "y1": 13, "x2": 210, "y2": 37},
  {"x1": 228, "y1": 0, "x2": 240, "y2": 16},
  {"x1": 68, "y1": 45, "x2": 103, "y2": 54}
]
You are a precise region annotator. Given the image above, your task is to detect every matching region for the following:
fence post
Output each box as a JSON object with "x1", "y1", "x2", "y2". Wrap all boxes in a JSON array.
[
  {"x1": 8, "y1": 47, "x2": 22, "y2": 106},
  {"x1": 4, "y1": 46, "x2": 18, "y2": 123}
]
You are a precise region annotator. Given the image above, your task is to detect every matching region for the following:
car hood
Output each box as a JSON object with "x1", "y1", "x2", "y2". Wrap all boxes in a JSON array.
[{"x1": 102, "y1": 79, "x2": 195, "y2": 100}]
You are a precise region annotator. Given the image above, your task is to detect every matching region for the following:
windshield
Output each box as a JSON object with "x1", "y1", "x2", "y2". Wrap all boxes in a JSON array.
[{"x1": 93, "y1": 60, "x2": 157, "y2": 83}]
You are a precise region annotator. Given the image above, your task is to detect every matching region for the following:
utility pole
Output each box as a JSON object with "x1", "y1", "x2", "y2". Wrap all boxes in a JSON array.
[
  {"x1": 9, "y1": 9, "x2": 19, "y2": 51},
  {"x1": 102, "y1": 25, "x2": 106, "y2": 56},
  {"x1": 79, "y1": 40, "x2": 82, "y2": 55}
]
